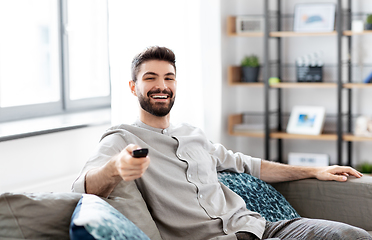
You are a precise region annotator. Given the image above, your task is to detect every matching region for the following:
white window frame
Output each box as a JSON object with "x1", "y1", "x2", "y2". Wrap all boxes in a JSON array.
[{"x1": 0, "y1": 0, "x2": 111, "y2": 123}]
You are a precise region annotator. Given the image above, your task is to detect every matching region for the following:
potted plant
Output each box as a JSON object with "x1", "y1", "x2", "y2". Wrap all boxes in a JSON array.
[
  {"x1": 356, "y1": 162, "x2": 372, "y2": 174},
  {"x1": 366, "y1": 14, "x2": 372, "y2": 30},
  {"x1": 241, "y1": 55, "x2": 260, "y2": 82}
]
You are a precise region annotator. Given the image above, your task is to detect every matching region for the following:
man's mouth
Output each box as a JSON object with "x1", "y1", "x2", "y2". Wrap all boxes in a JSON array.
[
  {"x1": 148, "y1": 89, "x2": 173, "y2": 101},
  {"x1": 151, "y1": 95, "x2": 169, "y2": 99}
]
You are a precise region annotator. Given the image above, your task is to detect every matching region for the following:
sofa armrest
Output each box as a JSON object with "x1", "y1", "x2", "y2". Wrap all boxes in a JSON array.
[{"x1": 271, "y1": 176, "x2": 372, "y2": 231}]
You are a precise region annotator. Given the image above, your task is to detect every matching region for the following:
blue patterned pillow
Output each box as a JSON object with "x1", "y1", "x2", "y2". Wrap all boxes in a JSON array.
[
  {"x1": 218, "y1": 172, "x2": 300, "y2": 222},
  {"x1": 69, "y1": 194, "x2": 150, "y2": 240}
]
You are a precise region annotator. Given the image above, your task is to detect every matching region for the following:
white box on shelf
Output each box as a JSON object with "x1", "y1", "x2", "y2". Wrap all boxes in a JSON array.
[
  {"x1": 288, "y1": 152, "x2": 329, "y2": 167},
  {"x1": 235, "y1": 16, "x2": 264, "y2": 34}
]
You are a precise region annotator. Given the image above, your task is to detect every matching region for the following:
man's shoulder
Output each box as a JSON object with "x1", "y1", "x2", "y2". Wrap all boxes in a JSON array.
[
  {"x1": 174, "y1": 122, "x2": 196, "y2": 130},
  {"x1": 106, "y1": 123, "x2": 134, "y2": 132},
  {"x1": 172, "y1": 122, "x2": 206, "y2": 136},
  {"x1": 100, "y1": 124, "x2": 140, "y2": 141}
]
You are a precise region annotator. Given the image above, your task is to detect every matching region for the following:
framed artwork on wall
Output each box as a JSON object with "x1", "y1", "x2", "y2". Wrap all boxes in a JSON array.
[
  {"x1": 286, "y1": 106, "x2": 326, "y2": 135},
  {"x1": 293, "y1": 3, "x2": 336, "y2": 32}
]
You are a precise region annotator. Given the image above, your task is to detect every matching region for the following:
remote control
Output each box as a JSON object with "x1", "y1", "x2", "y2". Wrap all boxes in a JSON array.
[{"x1": 132, "y1": 148, "x2": 149, "y2": 158}]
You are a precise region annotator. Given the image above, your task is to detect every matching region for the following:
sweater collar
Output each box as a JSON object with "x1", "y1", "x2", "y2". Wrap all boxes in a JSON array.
[{"x1": 134, "y1": 119, "x2": 173, "y2": 134}]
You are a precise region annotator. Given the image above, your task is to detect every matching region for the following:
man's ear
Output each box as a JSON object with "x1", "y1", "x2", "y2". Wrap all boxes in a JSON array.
[{"x1": 129, "y1": 80, "x2": 137, "y2": 96}]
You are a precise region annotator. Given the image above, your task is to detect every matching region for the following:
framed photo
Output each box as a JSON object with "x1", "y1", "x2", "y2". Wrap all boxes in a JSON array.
[
  {"x1": 236, "y1": 16, "x2": 264, "y2": 34},
  {"x1": 293, "y1": 3, "x2": 336, "y2": 32},
  {"x1": 286, "y1": 106, "x2": 326, "y2": 135}
]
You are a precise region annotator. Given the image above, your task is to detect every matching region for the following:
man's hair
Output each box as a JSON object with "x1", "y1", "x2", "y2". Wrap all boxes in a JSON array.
[{"x1": 131, "y1": 46, "x2": 176, "y2": 82}]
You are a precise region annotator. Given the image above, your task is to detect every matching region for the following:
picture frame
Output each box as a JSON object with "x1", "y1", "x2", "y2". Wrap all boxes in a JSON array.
[
  {"x1": 293, "y1": 3, "x2": 336, "y2": 32},
  {"x1": 236, "y1": 16, "x2": 264, "y2": 34},
  {"x1": 286, "y1": 106, "x2": 326, "y2": 135}
]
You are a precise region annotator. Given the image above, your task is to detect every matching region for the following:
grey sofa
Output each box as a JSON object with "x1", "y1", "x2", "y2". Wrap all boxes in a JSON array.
[
  {"x1": 272, "y1": 176, "x2": 372, "y2": 235},
  {"x1": 1, "y1": 175, "x2": 371, "y2": 239}
]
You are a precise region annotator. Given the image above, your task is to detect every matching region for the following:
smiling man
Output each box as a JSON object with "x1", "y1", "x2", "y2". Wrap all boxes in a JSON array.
[
  {"x1": 72, "y1": 46, "x2": 371, "y2": 240},
  {"x1": 130, "y1": 57, "x2": 176, "y2": 127}
]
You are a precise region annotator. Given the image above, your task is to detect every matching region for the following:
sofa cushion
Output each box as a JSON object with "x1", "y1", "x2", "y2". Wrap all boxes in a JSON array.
[
  {"x1": 272, "y1": 176, "x2": 372, "y2": 231},
  {"x1": 0, "y1": 192, "x2": 161, "y2": 240},
  {"x1": 218, "y1": 172, "x2": 300, "y2": 222},
  {"x1": 70, "y1": 194, "x2": 150, "y2": 240},
  {"x1": 0, "y1": 192, "x2": 82, "y2": 240}
]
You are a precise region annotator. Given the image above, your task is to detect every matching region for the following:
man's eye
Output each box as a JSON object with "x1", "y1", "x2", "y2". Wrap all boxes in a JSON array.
[
  {"x1": 145, "y1": 77, "x2": 155, "y2": 80},
  {"x1": 165, "y1": 78, "x2": 175, "y2": 81}
]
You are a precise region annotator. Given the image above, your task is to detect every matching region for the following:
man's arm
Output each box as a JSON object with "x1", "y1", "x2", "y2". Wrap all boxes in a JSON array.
[
  {"x1": 85, "y1": 144, "x2": 150, "y2": 198},
  {"x1": 260, "y1": 160, "x2": 363, "y2": 183}
]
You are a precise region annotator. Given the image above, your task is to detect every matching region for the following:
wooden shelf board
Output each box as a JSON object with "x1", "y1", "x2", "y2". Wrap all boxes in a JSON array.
[
  {"x1": 228, "y1": 66, "x2": 264, "y2": 86},
  {"x1": 343, "y1": 83, "x2": 372, "y2": 88},
  {"x1": 229, "y1": 131, "x2": 338, "y2": 140},
  {"x1": 228, "y1": 66, "x2": 241, "y2": 85},
  {"x1": 235, "y1": 32, "x2": 264, "y2": 37},
  {"x1": 228, "y1": 114, "x2": 265, "y2": 138},
  {"x1": 228, "y1": 114, "x2": 243, "y2": 136},
  {"x1": 229, "y1": 82, "x2": 264, "y2": 87},
  {"x1": 343, "y1": 134, "x2": 372, "y2": 142},
  {"x1": 270, "y1": 82, "x2": 337, "y2": 88},
  {"x1": 230, "y1": 131, "x2": 265, "y2": 138},
  {"x1": 270, "y1": 31, "x2": 337, "y2": 37},
  {"x1": 270, "y1": 132, "x2": 337, "y2": 140},
  {"x1": 229, "y1": 20, "x2": 371, "y2": 38},
  {"x1": 228, "y1": 114, "x2": 372, "y2": 142},
  {"x1": 343, "y1": 30, "x2": 372, "y2": 36},
  {"x1": 227, "y1": 16, "x2": 236, "y2": 36}
]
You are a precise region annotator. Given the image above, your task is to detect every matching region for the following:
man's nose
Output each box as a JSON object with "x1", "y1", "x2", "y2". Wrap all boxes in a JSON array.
[{"x1": 156, "y1": 79, "x2": 168, "y2": 89}]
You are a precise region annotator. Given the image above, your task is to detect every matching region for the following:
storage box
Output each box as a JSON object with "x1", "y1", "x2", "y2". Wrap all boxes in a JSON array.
[
  {"x1": 288, "y1": 152, "x2": 329, "y2": 167},
  {"x1": 296, "y1": 66, "x2": 323, "y2": 82}
]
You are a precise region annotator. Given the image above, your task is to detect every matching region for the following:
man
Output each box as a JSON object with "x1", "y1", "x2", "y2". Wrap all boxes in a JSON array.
[{"x1": 72, "y1": 46, "x2": 371, "y2": 240}]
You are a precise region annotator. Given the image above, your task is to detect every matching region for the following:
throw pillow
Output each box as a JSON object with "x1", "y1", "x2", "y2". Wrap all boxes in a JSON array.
[
  {"x1": 0, "y1": 192, "x2": 83, "y2": 240},
  {"x1": 217, "y1": 171, "x2": 300, "y2": 222},
  {"x1": 70, "y1": 194, "x2": 150, "y2": 240}
]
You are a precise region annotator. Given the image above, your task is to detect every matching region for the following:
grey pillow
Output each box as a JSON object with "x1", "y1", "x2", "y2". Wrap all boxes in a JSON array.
[
  {"x1": 0, "y1": 192, "x2": 82, "y2": 240},
  {"x1": 0, "y1": 191, "x2": 161, "y2": 240}
]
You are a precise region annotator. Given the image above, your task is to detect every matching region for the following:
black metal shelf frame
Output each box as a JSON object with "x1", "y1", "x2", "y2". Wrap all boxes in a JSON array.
[{"x1": 263, "y1": 0, "x2": 354, "y2": 166}]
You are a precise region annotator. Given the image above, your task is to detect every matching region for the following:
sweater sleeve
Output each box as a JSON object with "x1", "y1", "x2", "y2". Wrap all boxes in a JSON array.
[
  {"x1": 71, "y1": 133, "x2": 127, "y2": 193},
  {"x1": 212, "y1": 143, "x2": 262, "y2": 179}
]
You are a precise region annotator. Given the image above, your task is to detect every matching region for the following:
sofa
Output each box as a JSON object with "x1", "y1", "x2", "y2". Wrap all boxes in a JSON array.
[{"x1": 1, "y1": 172, "x2": 371, "y2": 239}]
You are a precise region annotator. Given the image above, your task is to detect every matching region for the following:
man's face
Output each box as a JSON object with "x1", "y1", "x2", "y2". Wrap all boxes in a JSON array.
[{"x1": 132, "y1": 60, "x2": 177, "y2": 117}]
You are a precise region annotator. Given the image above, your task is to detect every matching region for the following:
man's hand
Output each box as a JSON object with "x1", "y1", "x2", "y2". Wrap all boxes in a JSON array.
[
  {"x1": 85, "y1": 144, "x2": 150, "y2": 197},
  {"x1": 314, "y1": 165, "x2": 363, "y2": 182},
  {"x1": 114, "y1": 144, "x2": 150, "y2": 181}
]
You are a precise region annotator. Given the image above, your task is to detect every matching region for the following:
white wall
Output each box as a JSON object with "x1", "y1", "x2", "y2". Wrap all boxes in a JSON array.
[
  {"x1": 0, "y1": 124, "x2": 110, "y2": 193},
  {"x1": 108, "y1": 0, "x2": 205, "y2": 132},
  {"x1": 221, "y1": 0, "x2": 372, "y2": 166}
]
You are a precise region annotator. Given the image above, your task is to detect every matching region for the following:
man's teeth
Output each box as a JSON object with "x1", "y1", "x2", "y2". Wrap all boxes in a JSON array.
[{"x1": 152, "y1": 95, "x2": 168, "y2": 99}]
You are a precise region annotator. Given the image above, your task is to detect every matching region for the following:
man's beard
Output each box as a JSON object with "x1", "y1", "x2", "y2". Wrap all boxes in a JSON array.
[{"x1": 137, "y1": 88, "x2": 175, "y2": 117}]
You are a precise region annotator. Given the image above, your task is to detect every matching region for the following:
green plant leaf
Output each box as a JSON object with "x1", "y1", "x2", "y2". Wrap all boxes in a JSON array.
[
  {"x1": 367, "y1": 14, "x2": 372, "y2": 24},
  {"x1": 241, "y1": 55, "x2": 259, "y2": 67}
]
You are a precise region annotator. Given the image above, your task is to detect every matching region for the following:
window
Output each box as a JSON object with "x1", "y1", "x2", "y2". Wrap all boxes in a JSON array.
[{"x1": 0, "y1": 0, "x2": 110, "y2": 123}]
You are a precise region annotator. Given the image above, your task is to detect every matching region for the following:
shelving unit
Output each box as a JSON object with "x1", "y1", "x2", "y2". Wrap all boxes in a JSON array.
[{"x1": 227, "y1": 0, "x2": 372, "y2": 166}]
